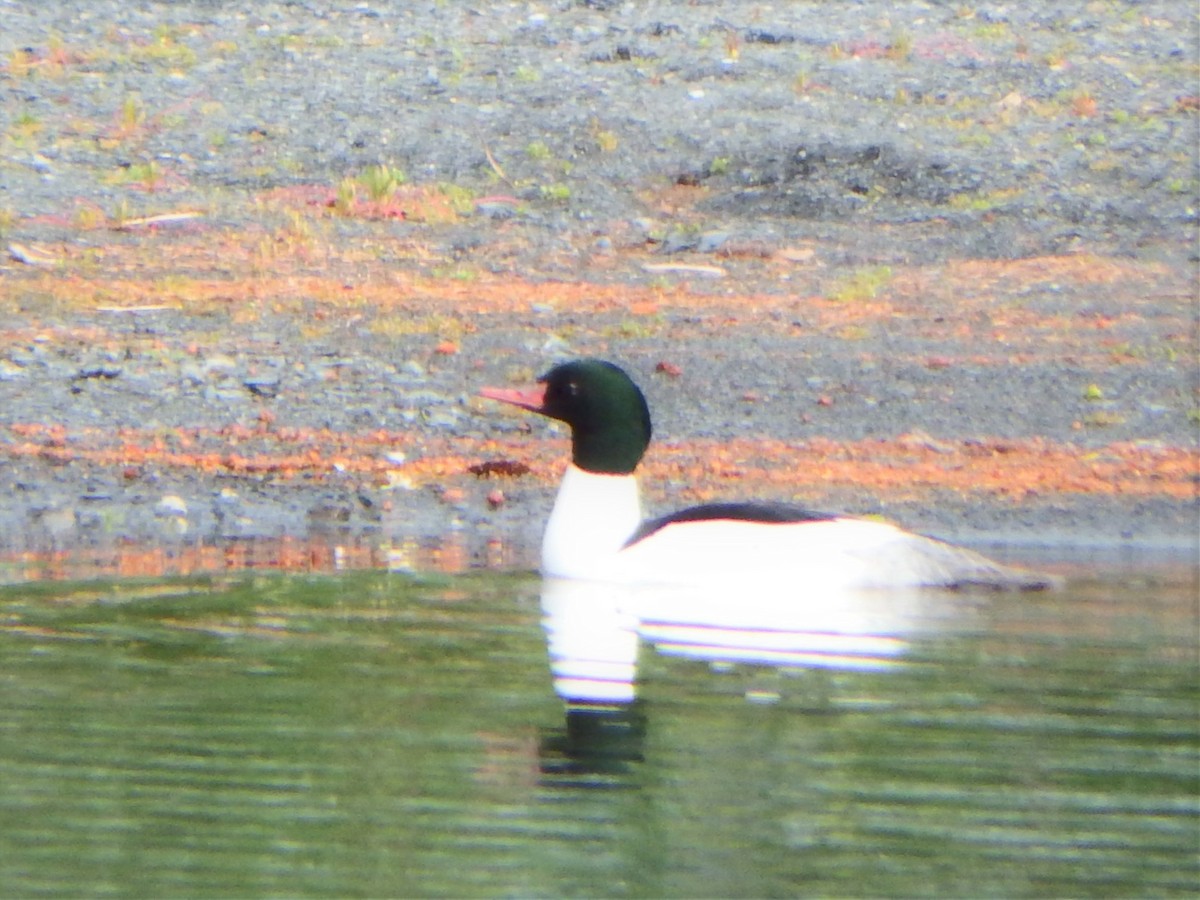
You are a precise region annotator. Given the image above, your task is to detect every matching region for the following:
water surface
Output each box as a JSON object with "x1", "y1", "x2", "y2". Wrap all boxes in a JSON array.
[{"x1": 0, "y1": 559, "x2": 1195, "y2": 897}]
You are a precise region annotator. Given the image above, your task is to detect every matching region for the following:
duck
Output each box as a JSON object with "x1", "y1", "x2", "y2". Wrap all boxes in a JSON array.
[{"x1": 481, "y1": 358, "x2": 1057, "y2": 591}]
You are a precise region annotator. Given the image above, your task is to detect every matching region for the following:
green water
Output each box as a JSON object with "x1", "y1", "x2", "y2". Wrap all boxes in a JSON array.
[{"x1": 0, "y1": 565, "x2": 1196, "y2": 897}]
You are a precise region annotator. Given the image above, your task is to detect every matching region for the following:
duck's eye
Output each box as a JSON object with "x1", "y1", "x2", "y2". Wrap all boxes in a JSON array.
[{"x1": 565, "y1": 381, "x2": 578, "y2": 397}]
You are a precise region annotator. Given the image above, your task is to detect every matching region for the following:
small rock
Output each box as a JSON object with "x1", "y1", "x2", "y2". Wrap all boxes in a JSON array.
[
  {"x1": 697, "y1": 231, "x2": 731, "y2": 253},
  {"x1": 75, "y1": 366, "x2": 122, "y2": 381},
  {"x1": 156, "y1": 495, "x2": 188, "y2": 517},
  {"x1": 244, "y1": 378, "x2": 280, "y2": 398},
  {"x1": 202, "y1": 354, "x2": 238, "y2": 378},
  {"x1": 0, "y1": 360, "x2": 26, "y2": 381},
  {"x1": 424, "y1": 408, "x2": 461, "y2": 430},
  {"x1": 475, "y1": 201, "x2": 516, "y2": 220},
  {"x1": 33, "y1": 506, "x2": 77, "y2": 537},
  {"x1": 661, "y1": 231, "x2": 699, "y2": 253}
]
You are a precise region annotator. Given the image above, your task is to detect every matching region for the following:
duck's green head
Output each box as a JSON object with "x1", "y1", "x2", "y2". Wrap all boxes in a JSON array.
[{"x1": 482, "y1": 358, "x2": 652, "y2": 474}]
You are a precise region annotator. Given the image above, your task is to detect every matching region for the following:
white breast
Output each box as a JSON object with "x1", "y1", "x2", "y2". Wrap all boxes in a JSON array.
[{"x1": 541, "y1": 464, "x2": 642, "y2": 581}]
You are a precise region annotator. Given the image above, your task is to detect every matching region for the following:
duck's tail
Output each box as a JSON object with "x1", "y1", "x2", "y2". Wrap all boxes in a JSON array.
[{"x1": 899, "y1": 535, "x2": 1063, "y2": 591}]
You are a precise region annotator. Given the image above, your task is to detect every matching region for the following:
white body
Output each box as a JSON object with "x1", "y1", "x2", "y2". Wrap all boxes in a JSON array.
[{"x1": 541, "y1": 465, "x2": 1046, "y2": 591}]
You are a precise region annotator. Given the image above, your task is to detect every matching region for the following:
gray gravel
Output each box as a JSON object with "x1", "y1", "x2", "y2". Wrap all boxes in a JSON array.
[{"x1": 4, "y1": 0, "x2": 1197, "y2": 258}]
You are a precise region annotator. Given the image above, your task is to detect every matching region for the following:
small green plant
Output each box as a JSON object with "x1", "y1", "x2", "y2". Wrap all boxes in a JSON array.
[
  {"x1": 283, "y1": 209, "x2": 314, "y2": 243},
  {"x1": 829, "y1": 266, "x2": 893, "y2": 303},
  {"x1": 946, "y1": 187, "x2": 1019, "y2": 212},
  {"x1": 334, "y1": 178, "x2": 358, "y2": 214},
  {"x1": 525, "y1": 141, "x2": 551, "y2": 161},
  {"x1": 709, "y1": 156, "x2": 731, "y2": 176},
  {"x1": 887, "y1": 31, "x2": 912, "y2": 61},
  {"x1": 1082, "y1": 383, "x2": 1105, "y2": 401},
  {"x1": 430, "y1": 267, "x2": 478, "y2": 282},
  {"x1": 540, "y1": 183, "x2": 570, "y2": 202},
  {"x1": 956, "y1": 130, "x2": 994, "y2": 148},
  {"x1": 110, "y1": 197, "x2": 132, "y2": 227},
  {"x1": 133, "y1": 162, "x2": 162, "y2": 190},
  {"x1": 369, "y1": 312, "x2": 462, "y2": 338},
  {"x1": 120, "y1": 95, "x2": 145, "y2": 132},
  {"x1": 595, "y1": 129, "x2": 619, "y2": 153},
  {"x1": 73, "y1": 204, "x2": 106, "y2": 229},
  {"x1": 105, "y1": 161, "x2": 161, "y2": 190},
  {"x1": 11, "y1": 111, "x2": 41, "y2": 137},
  {"x1": 437, "y1": 182, "x2": 477, "y2": 214},
  {"x1": 1106, "y1": 342, "x2": 1145, "y2": 361},
  {"x1": 131, "y1": 25, "x2": 197, "y2": 67},
  {"x1": 611, "y1": 316, "x2": 664, "y2": 339},
  {"x1": 357, "y1": 164, "x2": 406, "y2": 201},
  {"x1": 973, "y1": 22, "x2": 1010, "y2": 41},
  {"x1": 514, "y1": 65, "x2": 540, "y2": 83},
  {"x1": 1044, "y1": 39, "x2": 1079, "y2": 69}
]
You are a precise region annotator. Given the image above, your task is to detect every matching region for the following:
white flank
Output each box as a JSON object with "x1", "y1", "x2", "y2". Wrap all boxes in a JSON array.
[{"x1": 540, "y1": 469, "x2": 1049, "y2": 590}]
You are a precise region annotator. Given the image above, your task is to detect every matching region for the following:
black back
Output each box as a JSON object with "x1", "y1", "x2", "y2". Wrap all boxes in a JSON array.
[{"x1": 624, "y1": 501, "x2": 840, "y2": 547}]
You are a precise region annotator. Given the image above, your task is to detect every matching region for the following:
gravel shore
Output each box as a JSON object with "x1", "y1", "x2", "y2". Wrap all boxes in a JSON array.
[{"x1": 1, "y1": 1, "x2": 1197, "y2": 571}]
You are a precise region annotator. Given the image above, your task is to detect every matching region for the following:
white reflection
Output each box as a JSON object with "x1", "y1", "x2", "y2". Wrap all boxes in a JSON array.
[
  {"x1": 541, "y1": 577, "x2": 974, "y2": 704},
  {"x1": 541, "y1": 580, "x2": 641, "y2": 704}
]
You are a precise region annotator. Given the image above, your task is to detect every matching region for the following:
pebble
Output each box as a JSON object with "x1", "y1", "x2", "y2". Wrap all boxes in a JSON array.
[
  {"x1": 0, "y1": 360, "x2": 27, "y2": 381},
  {"x1": 155, "y1": 495, "x2": 188, "y2": 517}
]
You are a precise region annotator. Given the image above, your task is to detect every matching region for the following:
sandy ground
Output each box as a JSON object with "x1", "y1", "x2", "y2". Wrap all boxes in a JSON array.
[{"x1": 0, "y1": 1, "x2": 1197, "y2": 575}]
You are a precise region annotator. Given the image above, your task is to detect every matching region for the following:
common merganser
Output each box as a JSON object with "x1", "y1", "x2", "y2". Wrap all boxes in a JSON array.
[{"x1": 481, "y1": 358, "x2": 1057, "y2": 591}]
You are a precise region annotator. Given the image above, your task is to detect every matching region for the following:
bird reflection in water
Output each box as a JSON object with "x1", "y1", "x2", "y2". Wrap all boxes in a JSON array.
[{"x1": 537, "y1": 576, "x2": 977, "y2": 780}]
